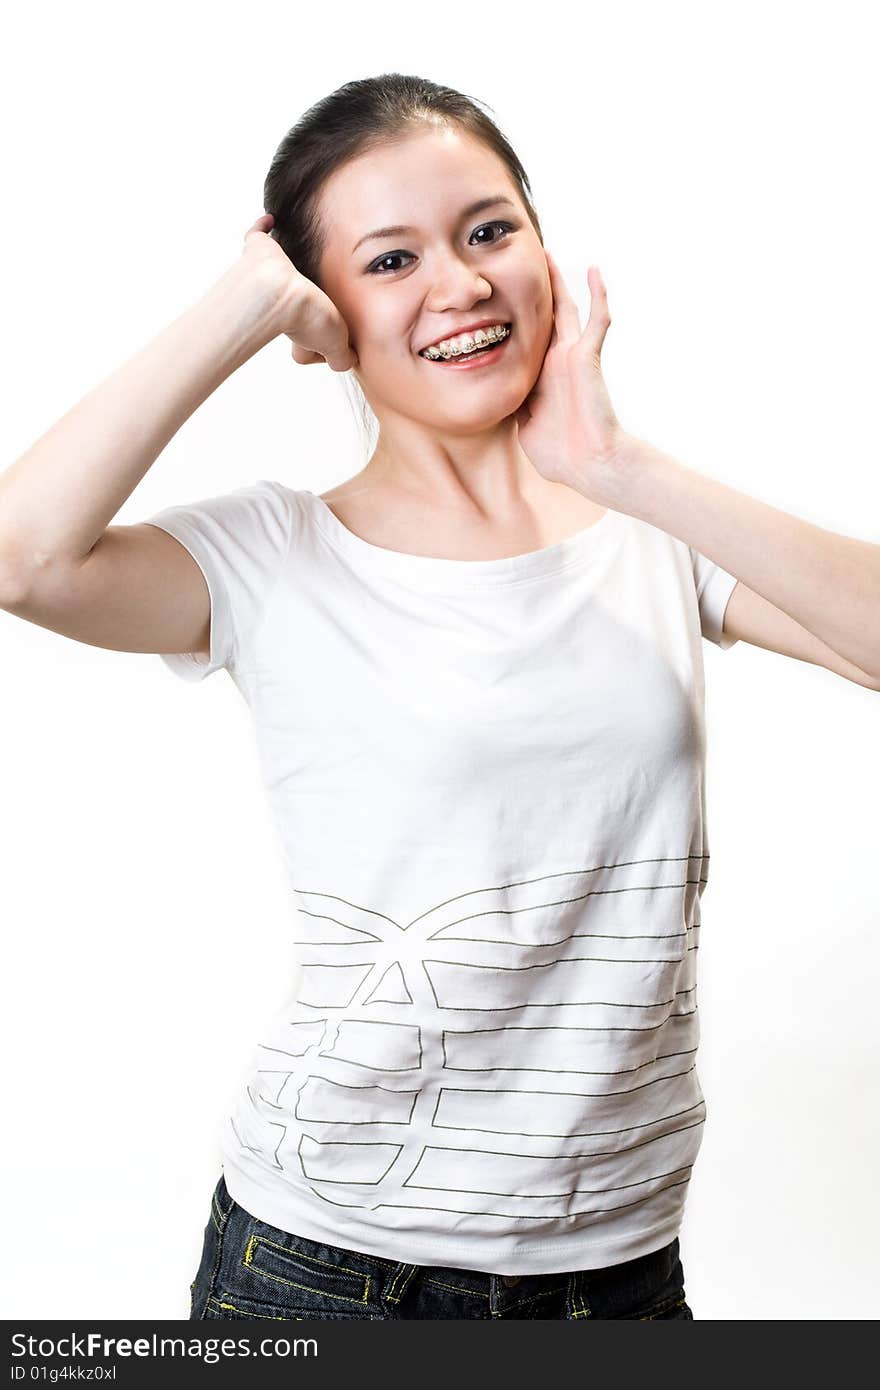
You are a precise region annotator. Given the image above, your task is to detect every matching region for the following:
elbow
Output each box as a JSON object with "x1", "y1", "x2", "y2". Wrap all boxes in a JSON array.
[{"x1": 0, "y1": 561, "x2": 33, "y2": 612}]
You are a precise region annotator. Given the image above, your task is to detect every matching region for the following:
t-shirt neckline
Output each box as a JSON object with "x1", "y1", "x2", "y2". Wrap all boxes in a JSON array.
[{"x1": 298, "y1": 488, "x2": 619, "y2": 591}]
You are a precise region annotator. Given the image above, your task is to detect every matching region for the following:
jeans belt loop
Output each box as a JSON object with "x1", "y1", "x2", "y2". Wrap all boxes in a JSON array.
[{"x1": 383, "y1": 1261, "x2": 419, "y2": 1306}]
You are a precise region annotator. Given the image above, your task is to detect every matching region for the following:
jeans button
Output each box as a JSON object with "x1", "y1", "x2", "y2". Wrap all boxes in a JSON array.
[{"x1": 501, "y1": 1275, "x2": 522, "y2": 1286}]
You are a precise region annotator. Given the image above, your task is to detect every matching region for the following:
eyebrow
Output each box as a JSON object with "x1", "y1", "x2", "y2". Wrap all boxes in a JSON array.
[{"x1": 351, "y1": 196, "x2": 518, "y2": 255}]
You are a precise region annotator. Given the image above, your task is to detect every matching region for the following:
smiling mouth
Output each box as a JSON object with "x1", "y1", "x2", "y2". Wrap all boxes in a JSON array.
[{"x1": 419, "y1": 324, "x2": 514, "y2": 366}]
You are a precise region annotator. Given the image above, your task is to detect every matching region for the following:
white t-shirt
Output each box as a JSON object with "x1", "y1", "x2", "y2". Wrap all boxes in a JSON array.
[{"x1": 145, "y1": 480, "x2": 739, "y2": 1275}]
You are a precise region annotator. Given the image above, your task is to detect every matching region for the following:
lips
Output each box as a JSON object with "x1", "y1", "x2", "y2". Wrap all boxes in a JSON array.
[
  {"x1": 417, "y1": 320, "x2": 512, "y2": 355},
  {"x1": 420, "y1": 326, "x2": 513, "y2": 368}
]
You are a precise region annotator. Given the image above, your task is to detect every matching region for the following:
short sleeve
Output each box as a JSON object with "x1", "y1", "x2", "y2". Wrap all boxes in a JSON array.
[
  {"x1": 143, "y1": 478, "x2": 292, "y2": 682},
  {"x1": 690, "y1": 547, "x2": 740, "y2": 649}
]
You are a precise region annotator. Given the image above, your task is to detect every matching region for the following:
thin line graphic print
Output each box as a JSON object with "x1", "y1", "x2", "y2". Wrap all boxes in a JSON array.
[{"x1": 236, "y1": 854, "x2": 709, "y2": 1228}]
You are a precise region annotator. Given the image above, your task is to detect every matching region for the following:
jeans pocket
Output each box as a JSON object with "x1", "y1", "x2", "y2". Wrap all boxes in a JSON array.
[
  {"x1": 204, "y1": 1295, "x2": 295, "y2": 1320},
  {"x1": 213, "y1": 1220, "x2": 390, "y2": 1320},
  {"x1": 204, "y1": 1294, "x2": 384, "y2": 1321}
]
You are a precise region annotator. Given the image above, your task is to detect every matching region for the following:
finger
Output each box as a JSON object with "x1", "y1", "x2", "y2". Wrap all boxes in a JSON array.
[
  {"x1": 323, "y1": 331, "x2": 359, "y2": 373},
  {"x1": 544, "y1": 249, "x2": 582, "y2": 343},
  {"x1": 245, "y1": 212, "x2": 275, "y2": 239},
  {"x1": 325, "y1": 349, "x2": 359, "y2": 373},
  {"x1": 582, "y1": 265, "x2": 612, "y2": 356},
  {"x1": 291, "y1": 341, "x2": 359, "y2": 371},
  {"x1": 291, "y1": 343, "x2": 325, "y2": 365}
]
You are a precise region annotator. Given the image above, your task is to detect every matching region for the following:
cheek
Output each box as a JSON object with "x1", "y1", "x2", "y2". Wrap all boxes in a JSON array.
[
  {"x1": 517, "y1": 263, "x2": 552, "y2": 331},
  {"x1": 351, "y1": 309, "x2": 411, "y2": 363},
  {"x1": 538, "y1": 274, "x2": 553, "y2": 328},
  {"x1": 523, "y1": 278, "x2": 553, "y2": 358}
]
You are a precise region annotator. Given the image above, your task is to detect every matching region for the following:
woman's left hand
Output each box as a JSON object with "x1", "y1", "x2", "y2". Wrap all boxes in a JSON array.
[{"x1": 515, "y1": 250, "x2": 629, "y2": 504}]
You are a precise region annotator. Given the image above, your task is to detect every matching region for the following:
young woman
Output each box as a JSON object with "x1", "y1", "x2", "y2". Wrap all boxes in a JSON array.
[{"x1": 1, "y1": 74, "x2": 877, "y2": 1323}]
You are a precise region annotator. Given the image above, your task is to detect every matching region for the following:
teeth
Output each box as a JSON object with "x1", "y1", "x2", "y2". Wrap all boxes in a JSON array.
[{"x1": 421, "y1": 324, "x2": 510, "y2": 360}]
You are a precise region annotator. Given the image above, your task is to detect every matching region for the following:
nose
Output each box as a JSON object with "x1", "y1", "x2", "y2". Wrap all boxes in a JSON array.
[{"x1": 425, "y1": 252, "x2": 493, "y2": 313}]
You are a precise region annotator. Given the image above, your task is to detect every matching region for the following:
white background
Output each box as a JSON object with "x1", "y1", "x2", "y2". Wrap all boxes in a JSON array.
[{"x1": 1, "y1": 0, "x2": 877, "y2": 1321}]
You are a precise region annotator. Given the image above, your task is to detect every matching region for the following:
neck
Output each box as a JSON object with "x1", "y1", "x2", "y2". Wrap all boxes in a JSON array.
[{"x1": 360, "y1": 418, "x2": 545, "y2": 517}]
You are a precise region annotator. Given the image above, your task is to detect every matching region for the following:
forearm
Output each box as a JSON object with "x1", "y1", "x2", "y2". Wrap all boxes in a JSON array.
[
  {"x1": 601, "y1": 434, "x2": 880, "y2": 678},
  {"x1": 0, "y1": 262, "x2": 287, "y2": 579}
]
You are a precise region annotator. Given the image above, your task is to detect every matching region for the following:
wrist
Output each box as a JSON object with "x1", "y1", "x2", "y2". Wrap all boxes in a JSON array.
[
  {"x1": 200, "y1": 260, "x2": 294, "y2": 357},
  {"x1": 573, "y1": 431, "x2": 648, "y2": 513},
  {"x1": 594, "y1": 433, "x2": 671, "y2": 520}
]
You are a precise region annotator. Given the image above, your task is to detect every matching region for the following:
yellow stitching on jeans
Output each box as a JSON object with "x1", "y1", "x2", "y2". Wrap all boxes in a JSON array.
[
  {"x1": 245, "y1": 1234, "x2": 369, "y2": 1281},
  {"x1": 504, "y1": 1285, "x2": 567, "y2": 1313},
  {"x1": 570, "y1": 1274, "x2": 592, "y2": 1319},
  {"x1": 423, "y1": 1277, "x2": 488, "y2": 1297},
  {"x1": 243, "y1": 1234, "x2": 371, "y2": 1304},
  {"x1": 209, "y1": 1296, "x2": 288, "y2": 1321},
  {"x1": 639, "y1": 1295, "x2": 688, "y2": 1320},
  {"x1": 241, "y1": 1230, "x2": 391, "y2": 1275},
  {"x1": 211, "y1": 1194, "x2": 227, "y2": 1235},
  {"x1": 385, "y1": 1264, "x2": 417, "y2": 1303}
]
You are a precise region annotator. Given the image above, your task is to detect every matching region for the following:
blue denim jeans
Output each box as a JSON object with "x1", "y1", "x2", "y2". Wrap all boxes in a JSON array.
[{"x1": 190, "y1": 1174, "x2": 694, "y2": 1320}]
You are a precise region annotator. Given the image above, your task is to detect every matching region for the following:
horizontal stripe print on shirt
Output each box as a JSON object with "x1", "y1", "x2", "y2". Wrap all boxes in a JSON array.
[{"x1": 145, "y1": 481, "x2": 739, "y2": 1275}]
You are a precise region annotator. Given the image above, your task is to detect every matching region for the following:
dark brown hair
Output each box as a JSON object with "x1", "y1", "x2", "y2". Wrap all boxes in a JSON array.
[{"x1": 262, "y1": 74, "x2": 543, "y2": 451}]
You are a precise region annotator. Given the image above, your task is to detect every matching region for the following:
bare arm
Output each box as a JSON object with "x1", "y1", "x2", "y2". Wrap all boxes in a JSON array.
[
  {"x1": 605, "y1": 435, "x2": 880, "y2": 682},
  {"x1": 0, "y1": 213, "x2": 356, "y2": 658},
  {"x1": 0, "y1": 258, "x2": 286, "y2": 586}
]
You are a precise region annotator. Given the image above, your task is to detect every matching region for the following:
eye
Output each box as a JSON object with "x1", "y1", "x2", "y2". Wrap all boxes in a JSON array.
[{"x1": 365, "y1": 221, "x2": 516, "y2": 276}]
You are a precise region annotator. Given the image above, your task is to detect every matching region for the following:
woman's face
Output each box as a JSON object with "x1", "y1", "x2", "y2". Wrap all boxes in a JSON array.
[{"x1": 314, "y1": 125, "x2": 553, "y2": 434}]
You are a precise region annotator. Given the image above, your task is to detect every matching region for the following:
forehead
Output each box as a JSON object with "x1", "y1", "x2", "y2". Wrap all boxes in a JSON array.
[{"x1": 317, "y1": 127, "x2": 518, "y2": 244}]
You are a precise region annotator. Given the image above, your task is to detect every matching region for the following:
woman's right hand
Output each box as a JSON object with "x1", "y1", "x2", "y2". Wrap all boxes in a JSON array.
[{"x1": 241, "y1": 212, "x2": 358, "y2": 373}]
